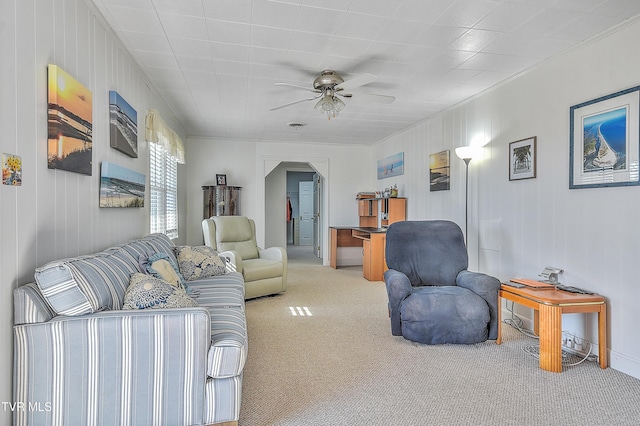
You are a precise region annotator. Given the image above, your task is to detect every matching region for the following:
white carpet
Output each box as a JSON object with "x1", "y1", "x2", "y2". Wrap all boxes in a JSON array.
[{"x1": 239, "y1": 249, "x2": 640, "y2": 425}]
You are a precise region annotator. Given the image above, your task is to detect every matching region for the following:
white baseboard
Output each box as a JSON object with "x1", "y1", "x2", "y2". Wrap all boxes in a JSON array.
[
  {"x1": 501, "y1": 307, "x2": 640, "y2": 380},
  {"x1": 610, "y1": 351, "x2": 640, "y2": 380}
]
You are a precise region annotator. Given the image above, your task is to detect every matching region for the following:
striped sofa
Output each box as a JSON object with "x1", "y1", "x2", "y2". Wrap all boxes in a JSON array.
[{"x1": 13, "y1": 233, "x2": 246, "y2": 426}]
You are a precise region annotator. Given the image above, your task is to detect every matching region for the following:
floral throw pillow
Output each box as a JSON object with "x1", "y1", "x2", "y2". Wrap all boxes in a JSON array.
[
  {"x1": 174, "y1": 245, "x2": 228, "y2": 281},
  {"x1": 122, "y1": 273, "x2": 198, "y2": 310}
]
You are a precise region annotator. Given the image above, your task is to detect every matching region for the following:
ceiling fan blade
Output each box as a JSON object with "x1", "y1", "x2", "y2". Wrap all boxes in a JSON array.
[
  {"x1": 274, "y1": 83, "x2": 318, "y2": 93},
  {"x1": 269, "y1": 96, "x2": 320, "y2": 111},
  {"x1": 339, "y1": 92, "x2": 396, "y2": 104},
  {"x1": 335, "y1": 73, "x2": 376, "y2": 91}
]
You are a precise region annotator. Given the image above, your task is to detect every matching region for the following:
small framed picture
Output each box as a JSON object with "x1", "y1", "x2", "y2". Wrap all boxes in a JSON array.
[
  {"x1": 509, "y1": 136, "x2": 536, "y2": 181},
  {"x1": 216, "y1": 174, "x2": 227, "y2": 185}
]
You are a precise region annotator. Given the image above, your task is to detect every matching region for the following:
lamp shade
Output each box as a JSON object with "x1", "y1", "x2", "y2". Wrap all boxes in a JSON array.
[
  {"x1": 455, "y1": 146, "x2": 476, "y2": 160},
  {"x1": 455, "y1": 146, "x2": 483, "y2": 161}
]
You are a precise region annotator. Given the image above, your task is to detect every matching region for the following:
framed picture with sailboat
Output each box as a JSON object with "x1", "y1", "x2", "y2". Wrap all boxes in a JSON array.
[{"x1": 569, "y1": 85, "x2": 640, "y2": 189}]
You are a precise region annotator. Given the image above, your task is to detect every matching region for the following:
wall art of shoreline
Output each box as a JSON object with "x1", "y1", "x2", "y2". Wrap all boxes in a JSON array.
[
  {"x1": 109, "y1": 91, "x2": 138, "y2": 158},
  {"x1": 100, "y1": 161, "x2": 145, "y2": 208}
]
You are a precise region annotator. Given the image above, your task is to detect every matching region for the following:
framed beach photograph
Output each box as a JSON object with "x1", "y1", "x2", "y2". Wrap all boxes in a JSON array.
[
  {"x1": 109, "y1": 91, "x2": 138, "y2": 158},
  {"x1": 569, "y1": 85, "x2": 640, "y2": 189},
  {"x1": 100, "y1": 161, "x2": 145, "y2": 207},
  {"x1": 509, "y1": 137, "x2": 536, "y2": 181},
  {"x1": 429, "y1": 150, "x2": 450, "y2": 191},
  {"x1": 377, "y1": 152, "x2": 404, "y2": 179}
]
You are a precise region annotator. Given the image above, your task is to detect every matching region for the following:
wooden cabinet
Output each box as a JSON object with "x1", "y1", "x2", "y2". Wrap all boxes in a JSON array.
[
  {"x1": 358, "y1": 199, "x2": 378, "y2": 228},
  {"x1": 361, "y1": 233, "x2": 386, "y2": 281},
  {"x1": 352, "y1": 197, "x2": 405, "y2": 281},
  {"x1": 380, "y1": 197, "x2": 406, "y2": 227},
  {"x1": 330, "y1": 197, "x2": 406, "y2": 281},
  {"x1": 358, "y1": 197, "x2": 406, "y2": 229},
  {"x1": 362, "y1": 239, "x2": 371, "y2": 279},
  {"x1": 202, "y1": 185, "x2": 241, "y2": 218}
]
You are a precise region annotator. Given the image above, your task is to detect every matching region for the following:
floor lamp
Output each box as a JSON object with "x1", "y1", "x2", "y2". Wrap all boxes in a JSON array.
[{"x1": 455, "y1": 147, "x2": 475, "y2": 244}]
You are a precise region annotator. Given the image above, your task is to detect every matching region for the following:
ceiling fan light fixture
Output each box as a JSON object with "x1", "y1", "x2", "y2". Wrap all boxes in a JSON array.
[
  {"x1": 333, "y1": 96, "x2": 346, "y2": 111},
  {"x1": 314, "y1": 92, "x2": 346, "y2": 120}
]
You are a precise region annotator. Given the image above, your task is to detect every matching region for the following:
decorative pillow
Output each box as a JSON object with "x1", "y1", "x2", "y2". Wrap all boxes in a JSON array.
[
  {"x1": 139, "y1": 252, "x2": 185, "y2": 288},
  {"x1": 149, "y1": 258, "x2": 183, "y2": 286},
  {"x1": 174, "y1": 245, "x2": 228, "y2": 281},
  {"x1": 123, "y1": 273, "x2": 198, "y2": 310}
]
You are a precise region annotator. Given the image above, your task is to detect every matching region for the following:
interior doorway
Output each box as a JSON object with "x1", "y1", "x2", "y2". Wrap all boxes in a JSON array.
[
  {"x1": 286, "y1": 169, "x2": 322, "y2": 262},
  {"x1": 262, "y1": 157, "x2": 329, "y2": 265}
]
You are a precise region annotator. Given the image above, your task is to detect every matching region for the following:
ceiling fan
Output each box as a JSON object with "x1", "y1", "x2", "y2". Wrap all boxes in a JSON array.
[{"x1": 269, "y1": 69, "x2": 395, "y2": 120}]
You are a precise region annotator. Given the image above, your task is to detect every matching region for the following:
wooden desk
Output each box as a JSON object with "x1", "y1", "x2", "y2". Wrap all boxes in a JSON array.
[
  {"x1": 497, "y1": 284, "x2": 607, "y2": 372},
  {"x1": 329, "y1": 227, "x2": 362, "y2": 269},
  {"x1": 329, "y1": 226, "x2": 387, "y2": 281}
]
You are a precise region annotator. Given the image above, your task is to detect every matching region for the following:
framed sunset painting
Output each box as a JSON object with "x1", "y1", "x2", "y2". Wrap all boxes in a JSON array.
[{"x1": 47, "y1": 65, "x2": 93, "y2": 175}]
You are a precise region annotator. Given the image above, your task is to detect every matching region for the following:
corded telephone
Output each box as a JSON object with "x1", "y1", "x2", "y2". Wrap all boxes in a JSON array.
[{"x1": 539, "y1": 267, "x2": 563, "y2": 284}]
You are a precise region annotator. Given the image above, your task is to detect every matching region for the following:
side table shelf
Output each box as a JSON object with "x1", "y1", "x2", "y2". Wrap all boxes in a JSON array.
[{"x1": 497, "y1": 284, "x2": 607, "y2": 373}]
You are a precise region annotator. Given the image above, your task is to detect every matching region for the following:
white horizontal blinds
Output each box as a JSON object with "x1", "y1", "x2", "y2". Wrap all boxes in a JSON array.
[
  {"x1": 165, "y1": 145, "x2": 178, "y2": 238},
  {"x1": 146, "y1": 110, "x2": 184, "y2": 240},
  {"x1": 149, "y1": 138, "x2": 178, "y2": 239}
]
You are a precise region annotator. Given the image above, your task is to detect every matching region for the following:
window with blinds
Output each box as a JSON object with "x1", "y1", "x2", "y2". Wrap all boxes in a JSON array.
[{"x1": 150, "y1": 141, "x2": 178, "y2": 239}]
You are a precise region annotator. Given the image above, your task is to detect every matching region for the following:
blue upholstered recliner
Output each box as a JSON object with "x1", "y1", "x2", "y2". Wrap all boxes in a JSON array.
[{"x1": 384, "y1": 220, "x2": 500, "y2": 344}]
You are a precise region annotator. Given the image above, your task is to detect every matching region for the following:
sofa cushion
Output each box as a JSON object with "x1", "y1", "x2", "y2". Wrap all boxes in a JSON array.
[
  {"x1": 35, "y1": 250, "x2": 140, "y2": 316},
  {"x1": 188, "y1": 272, "x2": 245, "y2": 308},
  {"x1": 175, "y1": 246, "x2": 228, "y2": 281},
  {"x1": 242, "y1": 258, "x2": 284, "y2": 282},
  {"x1": 33, "y1": 234, "x2": 181, "y2": 316},
  {"x1": 14, "y1": 283, "x2": 55, "y2": 325},
  {"x1": 122, "y1": 273, "x2": 198, "y2": 310},
  {"x1": 141, "y1": 233, "x2": 179, "y2": 264},
  {"x1": 400, "y1": 286, "x2": 490, "y2": 344}
]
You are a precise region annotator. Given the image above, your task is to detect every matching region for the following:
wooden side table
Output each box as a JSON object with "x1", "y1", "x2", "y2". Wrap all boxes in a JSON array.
[{"x1": 497, "y1": 284, "x2": 607, "y2": 373}]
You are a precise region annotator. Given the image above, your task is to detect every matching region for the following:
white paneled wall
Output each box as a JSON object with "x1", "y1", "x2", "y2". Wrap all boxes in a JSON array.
[
  {"x1": 0, "y1": 0, "x2": 185, "y2": 418},
  {"x1": 374, "y1": 19, "x2": 640, "y2": 379},
  {"x1": 184, "y1": 138, "x2": 373, "y2": 264}
]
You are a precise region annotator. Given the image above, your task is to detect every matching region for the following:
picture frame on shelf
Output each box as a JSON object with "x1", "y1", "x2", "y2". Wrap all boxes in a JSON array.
[
  {"x1": 509, "y1": 136, "x2": 537, "y2": 181},
  {"x1": 569, "y1": 85, "x2": 640, "y2": 189},
  {"x1": 216, "y1": 174, "x2": 227, "y2": 185}
]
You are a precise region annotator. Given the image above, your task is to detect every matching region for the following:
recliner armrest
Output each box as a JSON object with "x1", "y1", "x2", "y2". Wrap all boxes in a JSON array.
[
  {"x1": 219, "y1": 250, "x2": 243, "y2": 274},
  {"x1": 257, "y1": 246, "x2": 287, "y2": 262},
  {"x1": 456, "y1": 270, "x2": 501, "y2": 340},
  {"x1": 384, "y1": 269, "x2": 412, "y2": 336}
]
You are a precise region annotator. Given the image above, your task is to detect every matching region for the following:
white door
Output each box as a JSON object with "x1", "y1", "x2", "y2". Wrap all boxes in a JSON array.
[
  {"x1": 313, "y1": 174, "x2": 322, "y2": 258},
  {"x1": 299, "y1": 181, "x2": 314, "y2": 246}
]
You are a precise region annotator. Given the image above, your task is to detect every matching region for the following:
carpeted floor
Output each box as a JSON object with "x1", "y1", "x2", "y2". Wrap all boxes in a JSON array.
[{"x1": 239, "y1": 246, "x2": 640, "y2": 425}]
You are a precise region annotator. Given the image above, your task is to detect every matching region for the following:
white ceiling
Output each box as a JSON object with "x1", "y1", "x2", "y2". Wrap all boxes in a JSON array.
[{"x1": 91, "y1": 0, "x2": 640, "y2": 145}]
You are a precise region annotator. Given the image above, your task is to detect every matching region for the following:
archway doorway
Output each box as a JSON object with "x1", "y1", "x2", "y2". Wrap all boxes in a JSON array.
[{"x1": 264, "y1": 161, "x2": 326, "y2": 265}]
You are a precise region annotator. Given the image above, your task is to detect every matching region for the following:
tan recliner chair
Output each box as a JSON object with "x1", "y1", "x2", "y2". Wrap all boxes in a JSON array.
[{"x1": 202, "y1": 216, "x2": 287, "y2": 299}]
